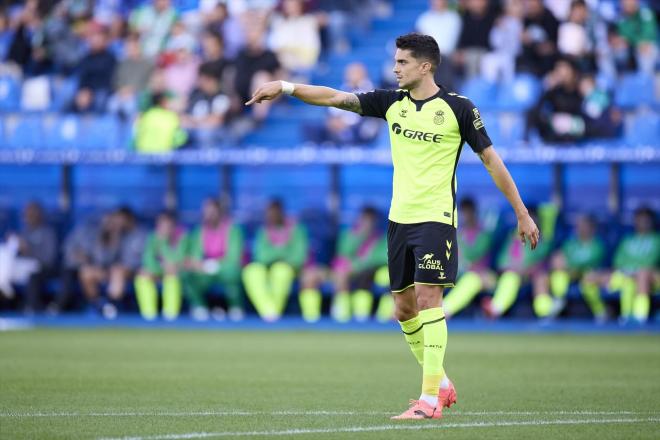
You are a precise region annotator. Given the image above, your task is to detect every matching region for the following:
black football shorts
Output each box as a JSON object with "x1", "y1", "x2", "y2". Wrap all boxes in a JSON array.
[{"x1": 387, "y1": 221, "x2": 458, "y2": 293}]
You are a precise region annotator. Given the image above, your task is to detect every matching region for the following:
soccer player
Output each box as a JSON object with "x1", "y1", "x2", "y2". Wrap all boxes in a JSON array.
[
  {"x1": 546, "y1": 214, "x2": 607, "y2": 322},
  {"x1": 585, "y1": 207, "x2": 659, "y2": 324},
  {"x1": 442, "y1": 197, "x2": 496, "y2": 318},
  {"x1": 242, "y1": 199, "x2": 308, "y2": 322},
  {"x1": 134, "y1": 211, "x2": 186, "y2": 321},
  {"x1": 247, "y1": 33, "x2": 539, "y2": 420},
  {"x1": 299, "y1": 205, "x2": 389, "y2": 323},
  {"x1": 182, "y1": 198, "x2": 244, "y2": 321}
]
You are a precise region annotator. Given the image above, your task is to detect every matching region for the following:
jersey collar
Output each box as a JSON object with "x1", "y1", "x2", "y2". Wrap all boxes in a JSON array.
[{"x1": 406, "y1": 85, "x2": 446, "y2": 111}]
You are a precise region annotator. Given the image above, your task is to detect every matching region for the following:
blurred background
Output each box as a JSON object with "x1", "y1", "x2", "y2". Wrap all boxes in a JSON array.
[{"x1": 0, "y1": 0, "x2": 658, "y2": 327}]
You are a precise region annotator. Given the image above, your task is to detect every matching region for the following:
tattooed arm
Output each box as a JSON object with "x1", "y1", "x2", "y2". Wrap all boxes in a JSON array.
[
  {"x1": 478, "y1": 146, "x2": 540, "y2": 250},
  {"x1": 246, "y1": 81, "x2": 362, "y2": 114}
]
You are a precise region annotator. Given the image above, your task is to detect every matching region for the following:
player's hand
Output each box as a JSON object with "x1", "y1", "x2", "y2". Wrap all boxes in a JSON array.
[
  {"x1": 245, "y1": 81, "x2": 284, "y2": 105},
  {"x1": 517, "y1": 213, "x2": 540, "y2": 250}
]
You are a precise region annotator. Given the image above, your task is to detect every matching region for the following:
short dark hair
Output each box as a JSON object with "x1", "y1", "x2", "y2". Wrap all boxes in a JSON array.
[
  {"x1": 459, "y1": 197, "x2": 476, "y2": 212},
  {"x1": 395, "y1": 33, "x2": 441, "y2": 71},
  {"x1": 361, "y1": 205, "x2": 379, "y2": 219}
]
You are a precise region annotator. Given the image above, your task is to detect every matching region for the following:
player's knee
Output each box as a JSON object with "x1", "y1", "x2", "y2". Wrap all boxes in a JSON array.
[{"x1": 393, "y1": 303, "x2": 416, "y2": 322}]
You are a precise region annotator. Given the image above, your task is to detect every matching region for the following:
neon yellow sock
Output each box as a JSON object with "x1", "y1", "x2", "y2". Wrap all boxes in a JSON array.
[
  {"x1": 351, "y1": 289, "x2": 373, "y2": 321},
  {"x1": 376, "y1": 294, "x2": 394, "y2": 322},
  {"x1": 331, "y1": 292, "x2": 351, "y2": 322},
  {"x1": 162, "y1": 274, "x2": 181, "y2": 320},
  {"x1": 269, "y1": 261, "x2": 295, "y2": 315},
  {"x1": 134, "y1": 275, "x2": 158, "y2": 320},
  {"x1": 399, "y1": 314, "x2": 424, "y2": 366},
  {"x1": 533, "y1": 293, "x2": 553, "y2": 317},
  {"x1": 550, "y1": 270, "x2": 570, "y2": 298},
  {"x1": 443, "y1": 271, "x2": 482, "y2": 317},
  {"x1": 633, "y1": 294, "x2": 650, "y2": 323},
  {"x1": 580, "y1": 279, "x2": 605, "y2": 317},
  {"x1": 299, "y1": 288, "x2": 322, "y2": 322},
  {"x1": 419, "y1": 307, "x2": 447, "y2": 398},
  {"x1": 242, "y1": 262, "x2": 276, "y2": 318},
  {"x1": 619, "y1": 277, "x2": 636, "y2": 319},
  {"x1": 491, "y1": 271, "x2": 521, "y2": 315}
]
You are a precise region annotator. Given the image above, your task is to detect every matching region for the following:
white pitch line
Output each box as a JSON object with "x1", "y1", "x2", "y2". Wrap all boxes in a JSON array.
[
  {"x1": 1, "y1": 410, "x2": 656, "y2": 418},
  {"x1": 96, "y1": 417, "x2": 660, "y2": 440}
]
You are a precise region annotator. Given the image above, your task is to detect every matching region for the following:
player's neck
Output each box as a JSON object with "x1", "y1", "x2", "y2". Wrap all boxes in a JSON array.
[{"x1": 408, "y1": 80, "x2": 440, "y2": 101}]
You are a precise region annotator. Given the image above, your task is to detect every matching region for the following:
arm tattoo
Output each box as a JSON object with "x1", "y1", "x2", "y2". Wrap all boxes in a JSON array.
[{"x1": 336, "y1": 93, "x2": 362, "y2": 114}]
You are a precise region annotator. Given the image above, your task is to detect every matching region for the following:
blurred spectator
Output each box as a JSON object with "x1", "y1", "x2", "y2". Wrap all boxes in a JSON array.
[
  {"x1": 415, "y1": 0, "x2": 462, "y2": 88},
  {"x1": 547, "y1": 214, "x2": 607, "y2": 322},
  {"x1": 268, "y1": 0, "x2": 321, "y2": 73},
  {"x1": 557, "y1": 0, "x2": 595, "y2": 72},
  {"x1": 0, "y1": 202, "x2": 57, "y2": 314},
  {"x1": 162, "y1": 22, "x2": 200, "y2": 111},
  {"x1": 481, "y1": 205, "x2": 556, "y2": 319},
  {"x1": 201, "y1": 1, "x2": 244, "y2": 59},
  {"x1": 481, "y1": 0, "x2": 524, "y2": 83},
  {"x1": 518, "y1": 0, "x2": 559, "y2": 77},
  {"x1": 526, "y1": 58, "x2": 586, "y2": 143},
  {"x1": 614, "y1": 0, "x2": 658, "y2": 76},
  {"x1": 49, "y1": 218, "x2": 98, "y2": 314},
  {"x1": 454, "y1": 0, "x2": 497, "y2": 78},
  {"x1": 242, "y1": 199, "x2": 308, "y2": 322},
  {"x1": 233, "y1": 25, "x2": 281, "y2": 124},
  {"x1": 129, "y1": 0, "x2": 178, "y2": 58},
  {"x1": 134, "y1": 92, "x2": 187, "y2": 153},
  {"x1": 305, "y1": 62, "x2": 380, "y2": 146},
  {"x1": 585, "y1": 207, "x2": 659, "y2": 324},
  {"x1": 75, "y1": 26, "x2": 117, "y2": 112},
  {"x1": 443, "y1": 198, "x2": 496, "y2": 318},
  {"x1": 0, "y1": 11, "x2": 12, "y2": 63},
  {"x1": 134, "y1": 211, "x2": 186, "y2": 321},
  {"x1": 300, "y1": 206, "x2": 388, "y2": 323},
  {"x1": 182, "y1": 198, "x2": 244, "y2": 322},
  {"x1": 7, "y1": 1, "x2": 53, "y2": 77},
  {"x1": 181, "y1": 65, "x2": 231, "y2": 148},
  {"x1": 78, "y1": 207, "x2": 145, "y2": 319},
  {"x1": 41, "y1": 1, "x2": 86, "y2": 75},
  {"x1": 315, "y1": 0, "x2": 356, "y2": 55},
  {"x1": 199, "y1": 30, "x2": 228, "y2": 82},
  {"x1": 66, "y1": 86, "x2": 96, "y2": 114},
  {"x1": 108, "y1": 33, "x2": 154, "y2": 118},
  {"x1": 579, "y1": 74, "x2": 622, "y2": 139}
]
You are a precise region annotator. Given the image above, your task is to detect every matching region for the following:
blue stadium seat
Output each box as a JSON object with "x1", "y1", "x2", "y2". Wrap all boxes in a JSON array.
[
  {"x1": 0, "y1": 76, "x2": 21, "y2": 111},
  {"x1": 496, "y1": 74, "x2": 542, "y2": 111},
  {"x1": 459, "y1": 79, "x2": 498, "y2": 110},
  {"x1": 49, "y1": 76, "x2": 78, "y2": 111},
  {"x1": 42, "y1": 114, "x2": 81, "y2": 149},
  {"x1": 78, "y1": 115, "x2": 121, "y2": 149},
  {"x1": 3, "y1": 114, "x2": 44, "y2": 149},
  {"x1": 625, "y1": 111, "x2": 660, "y2": 146},
  {"x1": 615, "y1": 73, "x2": 654, "y2": 109}
]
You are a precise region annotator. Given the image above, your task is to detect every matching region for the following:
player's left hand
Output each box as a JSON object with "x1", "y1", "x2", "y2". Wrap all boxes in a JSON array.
[
  {"x1": 517, "y1": 213, "x2": 540, "y2": 250},
  {"x1": 245, "y1": 81, "x2": 284, "y2": 105}
]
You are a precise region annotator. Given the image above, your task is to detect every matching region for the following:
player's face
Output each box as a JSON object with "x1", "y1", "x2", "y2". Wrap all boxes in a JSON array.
[{"x1": 393, "y1": 49, "x2": 427, "y2": 90}]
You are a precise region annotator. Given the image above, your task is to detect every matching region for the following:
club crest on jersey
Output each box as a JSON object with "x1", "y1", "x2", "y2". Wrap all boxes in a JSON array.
[
  {"x1": 433, "y1": 110, "x2": 444, "y2": 125},
  {"x1": 399, "y1": 109, "x2": 408, "y2": 118}
]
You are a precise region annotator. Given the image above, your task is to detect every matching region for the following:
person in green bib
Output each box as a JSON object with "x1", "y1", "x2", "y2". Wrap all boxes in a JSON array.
[
  {"x1": 300, "y1": 206, "x2": 390, "y2": 323},
  {"x1": 134, "y1": 211, "x2": 186, "y2": 321},
  {"x1": 546, "y1": 214, "x2": 606, "y2": 322},
  {"x1": 442, "y1": 198, "x2": 496, "y2": 318},
  {"x1": 586, "y1": 207, "x2": 659, "y2": 324},
  {"x1": 242, "y1": 199, "x2": 308, "y2": 322},
  {"x1": 182, "y1": 198, "x2": 244, "y2": 321},
  {"x1": 482, "y1": 204, "x2": 556, "y2": 319}
]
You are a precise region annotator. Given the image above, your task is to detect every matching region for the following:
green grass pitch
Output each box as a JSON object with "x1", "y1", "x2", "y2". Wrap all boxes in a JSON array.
[{"x1": 1, "y1": 328, "x2": 659, "y2": 439}]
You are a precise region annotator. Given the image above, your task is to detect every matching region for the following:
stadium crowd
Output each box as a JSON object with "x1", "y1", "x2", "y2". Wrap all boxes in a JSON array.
[
  {"x1": 0, "y1": 199, "x2": 658, "y2": 325},
  {"x1": 0, "y1": 0, "x2": 656, "y2": 148}
]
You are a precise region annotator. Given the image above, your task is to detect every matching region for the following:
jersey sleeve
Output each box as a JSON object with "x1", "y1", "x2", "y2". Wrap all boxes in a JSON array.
[
  {"x1": 356, "y1": 89, "x2": 401, "y2": 120},
  {"x1": 451, "y1": 95, "x2": 493, "y2": 153}
]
